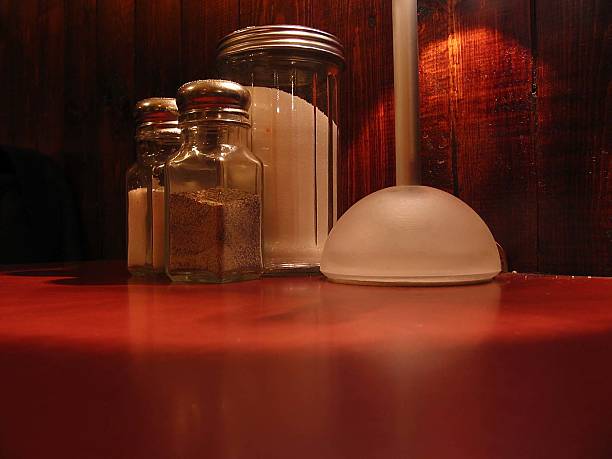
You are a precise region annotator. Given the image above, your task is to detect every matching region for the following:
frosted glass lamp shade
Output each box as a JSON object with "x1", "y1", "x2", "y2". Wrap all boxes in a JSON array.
[{"x1": 320, "y1": 186, "x2": 501, "y2": 285}]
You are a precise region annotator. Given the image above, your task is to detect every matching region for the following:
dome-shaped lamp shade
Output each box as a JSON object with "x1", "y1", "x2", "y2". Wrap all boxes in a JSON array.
[{"x1": 321, "y1": 186, "x2": 501, "y2": 286}]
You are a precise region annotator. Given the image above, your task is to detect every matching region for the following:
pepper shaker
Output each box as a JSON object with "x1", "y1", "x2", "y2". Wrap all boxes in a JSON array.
[{"x1": 165, "y1": 80, "x2": 263, "y2": 283}]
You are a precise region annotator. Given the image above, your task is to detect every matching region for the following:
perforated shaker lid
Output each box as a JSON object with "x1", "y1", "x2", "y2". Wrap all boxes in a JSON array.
[
  {"x1": 176, "y1": 79, "x2": 251, "y2": 125},
  {"x1": 134, "y1": 98, "x2": 179, "y2": 126}
]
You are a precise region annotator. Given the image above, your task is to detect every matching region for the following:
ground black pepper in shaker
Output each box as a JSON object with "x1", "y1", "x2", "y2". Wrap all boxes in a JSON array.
[{"x1": 165, "y1": 80, "x2": 263, "y2": 283}]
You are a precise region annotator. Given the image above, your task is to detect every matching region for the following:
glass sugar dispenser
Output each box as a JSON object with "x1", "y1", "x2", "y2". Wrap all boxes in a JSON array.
[
  {"x1": 127, "y1": 98, "x2": 181, "y2": 276},
  {"x1": 165, "y1": 80, "x2": 263, "y2": 283},
  {"x1": 217, "y1": 25, "x2": 345, "y2": 274}
]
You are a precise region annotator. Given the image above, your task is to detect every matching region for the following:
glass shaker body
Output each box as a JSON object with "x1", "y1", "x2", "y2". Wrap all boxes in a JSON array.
[
  {"x1": 217, "y1": 25, "x2": 344, "y2": 273},
  {"x1": 127, "y1": 99, "x2": 180, "y2": 276},
  {"x1": 165, "y1": 80, "x2": 263, "y2": 283}
]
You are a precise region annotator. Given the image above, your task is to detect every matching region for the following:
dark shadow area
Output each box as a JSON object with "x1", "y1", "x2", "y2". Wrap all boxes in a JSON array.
[
  {"x1": 0, "y1": 146, "x2": 83, "y2": 264},
  {"x1": 47, "y1": 262, "x2": 133, "y2": 286},
  {"x1": 49, "y1": 274, "x2": 170, "y2": 286},
  {"x1": 3, "y1": 260, "x2": 134, "y2": 286}
]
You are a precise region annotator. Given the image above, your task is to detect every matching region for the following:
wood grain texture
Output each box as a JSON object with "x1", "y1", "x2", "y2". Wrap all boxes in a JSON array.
[
  {"x1": 536, "y1": 0, "x2": 611, "y2": 275},
  {"x1": 37, "y1": 0, "x2": 65, "y2": 159},
  {"x1": 181, "y1": 0, "x2": 239, "y2": 81},
  {"x1": 417, "y1": 1, "x2": 454, "y2": 194},
  {"x1": 418, "y1": 0, "x2": 610, "y2": 275},
  {"x1": 64, "y1": 0, "x2": 99, "y2": 258},
  {"x1": 239, "y1": 0, "x2": 313, "y2": 26},
  {"x1": 5, "y1": 0, "x2": 39, "y2": 150},
  {"x1": 309, "y1": 0, "x2": 396, "y2": 213},
  {"x1": 452, "y1": 0, "x2": 538, "y2": 272},
  {"x1": 0, "y1": 0, "x2": 10, "y2": 143},
  {"x1": 1, "y1": 0, "x2": 608, "y2": 274},
  {"x1": 418, "y1": 0, "x2": 538, "y2": 272},
  {"x1": 97, "y1": 0, "x2": 135, "y2": 259},
  {"x1": 1, "y1": 0, "x2": 394, "y2": 262},
  {"x1": 135, "y1": 0, "x2": 182, "y2": 99}
]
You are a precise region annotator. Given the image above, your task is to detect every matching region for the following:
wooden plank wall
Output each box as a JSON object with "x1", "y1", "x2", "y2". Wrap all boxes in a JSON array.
[
  {"x1": 1, "y1": 0, "x2": 609, "y2": 275},
  {"x1": 0, "y1": 0, "x2": 395, "y2": 261},
  {"x1": 418, "y1": 0, "x2": 610, "y2": 276},
  {"x1": 535, "y1": 0, "x2": 610, "y2": 275}
]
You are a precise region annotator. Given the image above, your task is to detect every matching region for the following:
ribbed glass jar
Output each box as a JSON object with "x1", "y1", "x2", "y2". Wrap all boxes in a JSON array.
[
  {"x1": 217, "y1": 25, "x2": 344, "y2": 274},
  {"x1": 127, "y1": 98, "x2": 180, "y2": 276}
]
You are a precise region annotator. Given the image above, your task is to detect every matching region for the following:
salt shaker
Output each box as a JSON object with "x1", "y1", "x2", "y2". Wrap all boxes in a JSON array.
[
  {"x1": 127, "y1": 98, "x2": 180, "y2": 275},
  {"x1": 165, "y1": 80, "x2": 263, "y2": 283}
]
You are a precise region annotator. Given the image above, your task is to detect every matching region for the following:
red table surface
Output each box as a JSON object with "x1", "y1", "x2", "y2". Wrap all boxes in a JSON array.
[{"x1": 0, "y1": 262, "x2": 611, "y2": 459}]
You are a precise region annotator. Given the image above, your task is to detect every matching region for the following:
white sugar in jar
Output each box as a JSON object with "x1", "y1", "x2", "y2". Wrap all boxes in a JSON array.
[{"x1": 249, "y1": 86, "x2": 337, "y2": 270}]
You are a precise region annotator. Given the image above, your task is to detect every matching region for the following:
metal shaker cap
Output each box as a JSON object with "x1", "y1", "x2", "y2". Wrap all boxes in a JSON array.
[
  {"x1": 176, "y1": 79, "x2": 251, "y2": 126},
  {"x1": 217, "y1": 25, "x2": 345, "y2": 67},
  {"x1": 134, "y1": 98, "x2": 179, "y2": 126}
]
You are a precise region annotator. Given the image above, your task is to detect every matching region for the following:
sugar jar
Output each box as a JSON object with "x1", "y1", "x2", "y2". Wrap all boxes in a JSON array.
[{"x1": 217, "y1": 25, "x2": 345, "y2": 273}]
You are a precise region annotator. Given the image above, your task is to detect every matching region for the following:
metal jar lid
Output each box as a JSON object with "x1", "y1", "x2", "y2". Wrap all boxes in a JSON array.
[
  {"x1": 134, "y1": 98, "x2": 179, "y2": 126},
  {"x1": 216, "y1": 25, "x2": 345, "y2": 67},
  {"x1": 176, "y1": 79, "x2": 251, "y2": 126}
]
